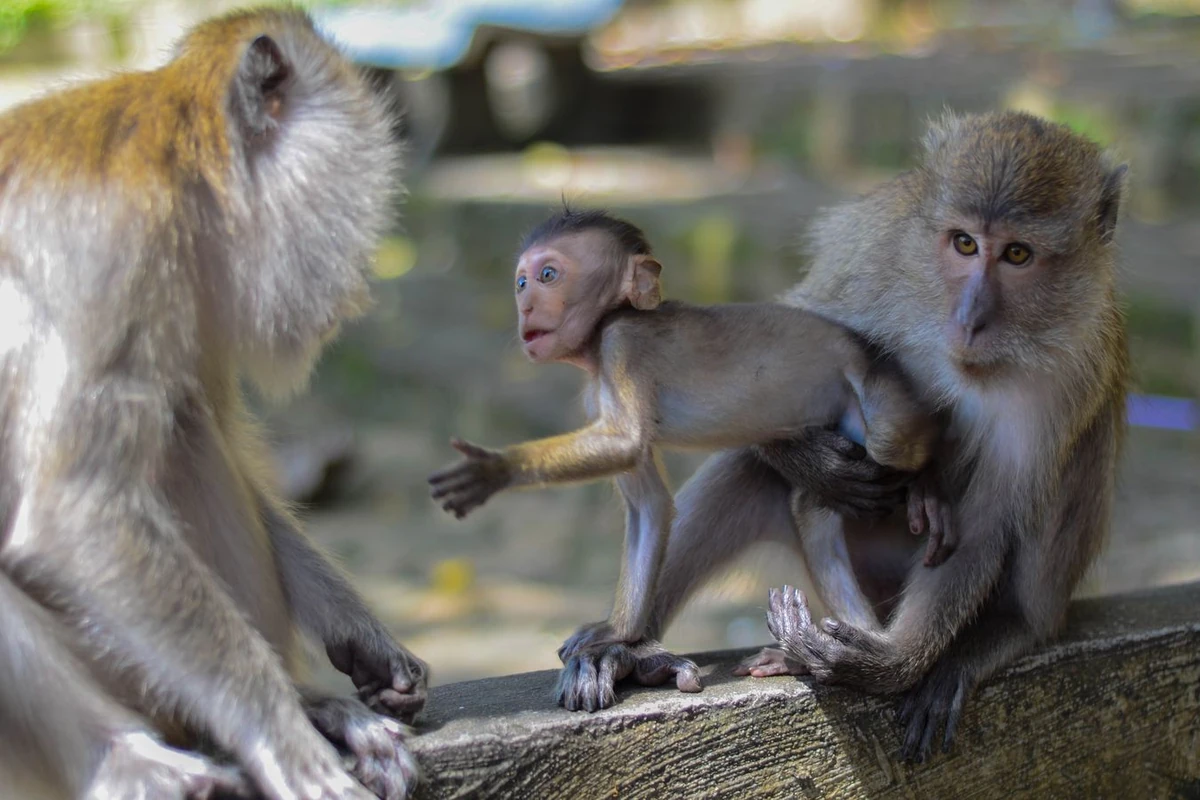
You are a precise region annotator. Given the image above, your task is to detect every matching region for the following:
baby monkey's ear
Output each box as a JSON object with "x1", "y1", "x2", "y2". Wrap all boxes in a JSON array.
[{"x1": 629, "y1": 255, "x2": 663, "y2": 311}]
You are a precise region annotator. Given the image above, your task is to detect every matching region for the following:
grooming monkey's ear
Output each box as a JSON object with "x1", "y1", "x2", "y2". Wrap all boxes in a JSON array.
[
  {"x1": 1096, "y1": 162, "x2": 1128, "y2": 245},
  {"x1": 233, "y1": 34, "x2": 290, "y2": 136},
  {"x1": 629, "y1": 255, "x2": 663, "y2": 311}
]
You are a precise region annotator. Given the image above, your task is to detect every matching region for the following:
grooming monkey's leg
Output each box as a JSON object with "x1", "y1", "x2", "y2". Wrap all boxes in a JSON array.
[
  {"x1": 899, "y1": 395, "x2": 1121, "y2": 762},
  {"x1": 791, "y1": 506, "x2": 883, "y2": 632},
  {"x1": 0, "y1": 570, "x2": 250, "y2": 799},
  {"x1": 735, "y1": 498, "x2": 887, "y2": 679},
  {"x1": 766, "y1": 498, "x2": 1008, "y2": 693}
]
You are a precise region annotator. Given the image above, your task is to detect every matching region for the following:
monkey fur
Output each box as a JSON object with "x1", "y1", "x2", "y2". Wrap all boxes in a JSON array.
[
  {"x1": 0, "y1": 8, "x2": 425, "y2": 799},
  {"x1": 428, "y1": 209, "x2": 948, "y2": 712},
  {"x1": 639, "y1": 110, "x2": 1129, "y2": 762}
]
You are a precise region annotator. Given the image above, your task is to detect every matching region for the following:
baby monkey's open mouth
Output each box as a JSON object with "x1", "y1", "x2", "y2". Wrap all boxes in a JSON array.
[{"x1": 522, "y1": 329, "x2": 550, "y2": 343}]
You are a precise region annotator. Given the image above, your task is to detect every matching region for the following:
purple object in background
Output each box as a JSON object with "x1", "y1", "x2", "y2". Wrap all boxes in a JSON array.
[{"x1": 1127, "y1": 393, "x2": 1196, "y2": 431}]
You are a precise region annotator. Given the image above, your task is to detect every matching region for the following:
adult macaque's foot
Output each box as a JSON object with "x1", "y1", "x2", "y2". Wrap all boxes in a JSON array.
[
  {"x1": 305, "y1": 695, "x2": 419, "y2": 800},
  {"x1": 87, "y1": 732, "x2": 252, "y2": 800},
  {"x1": 766, "y1": 585, "x2": 901, "y2": 690}
]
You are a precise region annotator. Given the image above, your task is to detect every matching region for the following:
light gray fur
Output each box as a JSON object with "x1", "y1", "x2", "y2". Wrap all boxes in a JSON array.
[{"x1": 0, "y1": 8, "x2": 422, "y2": 799}]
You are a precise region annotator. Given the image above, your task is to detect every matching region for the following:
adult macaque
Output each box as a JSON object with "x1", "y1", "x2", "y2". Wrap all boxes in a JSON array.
[
  {"x1": 428, "y1": 209, "x2": 948, "y2": 711},
  {"x1": 638, "y1": 110, "x2": 1130, "y2": 762},
  {"x1": 0, "y1": 8, "x2": 425, "y2": 799}
]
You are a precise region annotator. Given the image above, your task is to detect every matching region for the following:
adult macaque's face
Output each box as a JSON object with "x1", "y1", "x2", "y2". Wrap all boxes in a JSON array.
[{"x1": 514, "y1": 232, "x2": 620, "y2": 366}]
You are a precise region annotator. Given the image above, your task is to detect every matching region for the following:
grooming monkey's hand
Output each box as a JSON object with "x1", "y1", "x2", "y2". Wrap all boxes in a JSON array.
[
  {"x1": 757, "y1": 428, "x2": 911, "y2": 519},
  {"x1": 766, "y1": 585, "x2": 904, "y2": 692},
  {"x1": 326, "y1": 636, "x2": 428, "y2": 724},
  {"x1": 428, "y1": 438, "x2": 512, "y2": 518},
  {"x1": 305, "y1": 694, "x2": 419, "y2": 800},
  {"x1": 86, "y1": 731, "x2": 253, "y2": 800},
  {"x1": 557, "y1": 638, "x2": 702, "y2": 712},
  {"x1": 906, "y1": 471, "x2": 957, "y2": 567}
]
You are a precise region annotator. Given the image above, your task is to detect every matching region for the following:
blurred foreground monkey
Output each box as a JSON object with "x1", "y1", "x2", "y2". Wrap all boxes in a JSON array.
[
  {"x1": 637, "y1": 110, "x2": 1130, "y2": 762},
  {"x1": 0, "y1": 8, "x2": 426, "y2": 799},
  {"x1": 428, "y1": 209, "x2": 950, "y2": 711}
]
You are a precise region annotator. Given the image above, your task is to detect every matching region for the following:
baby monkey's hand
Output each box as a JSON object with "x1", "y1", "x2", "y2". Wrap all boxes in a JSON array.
[
  {"x1": 906, "y1": 470, "x2": 956, "y2": 567},
  {"x1": 428, "y1": 438, "x2": 512, "y2": 518}
]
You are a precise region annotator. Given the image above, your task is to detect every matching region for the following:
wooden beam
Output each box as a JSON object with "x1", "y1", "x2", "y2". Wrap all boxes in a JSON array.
[{"x1": 408, "y1": 582, "x2": 1200, "y2": 799}]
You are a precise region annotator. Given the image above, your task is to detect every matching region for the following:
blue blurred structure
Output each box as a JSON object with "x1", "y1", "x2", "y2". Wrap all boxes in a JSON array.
[
  {"x1": 1128, "y1": 394, "x2": 1197, "y2": 432},
  {"x1": 311, "y1": 0, "x2": 625, "y2": 71}
]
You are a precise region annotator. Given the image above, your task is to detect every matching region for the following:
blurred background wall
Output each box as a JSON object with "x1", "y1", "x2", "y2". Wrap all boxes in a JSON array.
[{"x1": 3, "y1": 0, "x2": 1195, "y2": 687}]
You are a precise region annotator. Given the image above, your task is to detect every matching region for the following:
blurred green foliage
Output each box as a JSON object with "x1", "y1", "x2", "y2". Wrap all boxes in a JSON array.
[{"x1": 0, "y1": 0, "x2": 115, "y2": 50}]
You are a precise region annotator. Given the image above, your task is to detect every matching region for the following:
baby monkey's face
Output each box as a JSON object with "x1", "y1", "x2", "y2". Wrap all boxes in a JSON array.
[{"x1": 514, "y1": 232, "x2": 618, "y2": 368}]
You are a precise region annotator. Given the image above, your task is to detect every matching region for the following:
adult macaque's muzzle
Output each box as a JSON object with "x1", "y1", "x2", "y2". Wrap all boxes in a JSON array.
[{"x1": 953, "y1": 267, "x2": 996, "y2": 346}]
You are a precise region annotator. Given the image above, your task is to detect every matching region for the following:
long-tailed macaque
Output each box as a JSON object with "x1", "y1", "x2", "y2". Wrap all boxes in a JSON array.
[
  {"x1": 428, "y1": 209, "x2": 950, "y2": 712},
  {"x1": 630, "y1": 110, "x2": 1130, "y2": 763},
  {"x1": 0, "y1": 8, "x2": 426, "y2": 799}
]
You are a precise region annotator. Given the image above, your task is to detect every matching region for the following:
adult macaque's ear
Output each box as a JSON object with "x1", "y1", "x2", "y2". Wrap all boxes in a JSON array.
[
  {"x1": 629, "y1": 255, "x2": 662, "y2": 311},
  {"x1": 232, "y1": 34, "x2": 291, "y2": 137}
]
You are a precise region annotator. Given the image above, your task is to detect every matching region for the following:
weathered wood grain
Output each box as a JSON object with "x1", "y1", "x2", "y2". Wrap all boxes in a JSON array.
[{"x1": 407, "y1": 582, "x2": 1200, "y2": 800}]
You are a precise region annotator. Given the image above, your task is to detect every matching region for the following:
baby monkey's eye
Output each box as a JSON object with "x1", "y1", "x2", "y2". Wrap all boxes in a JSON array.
[
  {"x1": 539, "y1": 265, "x2": 558, "y2": 282},
  {"x1": 516, "y1": 275, "x2": 527, "y2": 291},
  {"x1": 951, "y1": 232, "x2": 978, "y2": 256},
  {"x1": 1003, "y1": 242, "x2": 1032, "y2": 266}
]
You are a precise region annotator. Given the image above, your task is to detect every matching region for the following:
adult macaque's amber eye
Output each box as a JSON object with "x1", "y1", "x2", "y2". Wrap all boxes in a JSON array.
[
  {"x1": 952, "y1": 232, "x2": 978, "y2": 256},
  {"x1": 1003, "y1": 242, "x2": 1033, "y2": 266}
]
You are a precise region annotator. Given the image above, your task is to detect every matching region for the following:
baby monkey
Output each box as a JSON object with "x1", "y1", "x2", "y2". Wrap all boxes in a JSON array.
[{"x1": 429, "y1": 209, "x2": 949, "y2": 709}]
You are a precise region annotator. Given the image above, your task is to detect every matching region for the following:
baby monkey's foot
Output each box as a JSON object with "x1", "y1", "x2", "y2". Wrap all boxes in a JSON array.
[
  {"x1": 557, "y1": 620, "x2": 620, "y2": 663},
  {"x1": 732, "y1": 646, "x2": 810, "y2": 678},
  {"x1": 557, "y1": 638, "x2": 701, "y2": 712},
  {"x1": 906, "y1": 471, "x2": 957, "y2": 567}
]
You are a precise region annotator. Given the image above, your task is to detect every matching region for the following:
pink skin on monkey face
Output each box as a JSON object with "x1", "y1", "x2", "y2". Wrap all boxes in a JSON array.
[
  {"x1": 514, "y1": 236, "x2": 616, "y2": 370},
  {"x1": 936, "y1": 225, "x2": 1039, "y2": 370}
]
